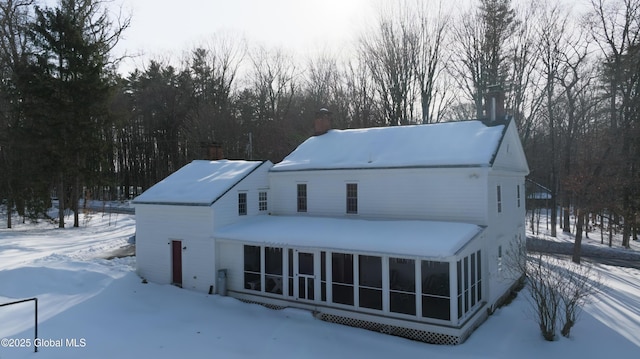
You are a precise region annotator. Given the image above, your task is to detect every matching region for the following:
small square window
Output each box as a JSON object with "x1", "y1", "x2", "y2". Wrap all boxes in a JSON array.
[{"x1": 238, "y1": 192, "x2": 247, "y2": 215}]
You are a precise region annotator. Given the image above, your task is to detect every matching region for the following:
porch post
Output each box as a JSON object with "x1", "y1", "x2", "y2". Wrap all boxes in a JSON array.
[
  {"x1": 450, "y1": 260, "x2": 458, "y2": 325},
  {"x1": 283, "y1": 247, "x2": 289, "y2": 297}
]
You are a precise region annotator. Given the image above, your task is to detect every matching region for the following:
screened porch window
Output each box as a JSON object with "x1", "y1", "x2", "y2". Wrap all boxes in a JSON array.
[
  {"x1": 332, "y1": 253, "x2": 354, "y2": 305},
  {"x1": 457, "y1": 250, "x2": 482, "y2": 319},
  {"x1": 265, "y1": 247, "x2": 283, "y2": 294},
  {"x1": 421, "y1": 260, "x2": 450, "y2": 320},
  {"x1": 389, "y1": 258, "x2": 416, "y2": 315},
  {"x1": 359, "y1": 255, "x2": 382, "y2": 310},
  {"x1": 244, "y1": 245, "x2": 261, "y2": 291}
]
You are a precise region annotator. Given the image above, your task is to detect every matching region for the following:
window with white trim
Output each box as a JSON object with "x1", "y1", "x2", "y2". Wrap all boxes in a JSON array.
[
  {"x1": 297, "y1": 184, "x2": 307, "y2": 212},
  {"x1": 346, "y1": 183, "x2": 358, "y2": 214},
  {"x1": 457, "y1": 250, "x2": 482, "y2": 320},
  {"x1": 497, "y1": 185, "x2": 502, "y2": 213},
  {"x1": 238, "y1": 192, "x2": 247, "y2": 215},
  {"x1": 258, "y1": 191, "x2": 268, "y2": 211}
]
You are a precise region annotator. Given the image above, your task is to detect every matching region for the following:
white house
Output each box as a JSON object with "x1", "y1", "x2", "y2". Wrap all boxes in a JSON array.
[{"x1": 132, "y1": 114, "x2": 529, "y2": 345}]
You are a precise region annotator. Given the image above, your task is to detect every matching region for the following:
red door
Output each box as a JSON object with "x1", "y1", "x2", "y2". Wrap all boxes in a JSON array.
[{"x1": 171, "y1": 240, "x2": 182, "y2": 287}]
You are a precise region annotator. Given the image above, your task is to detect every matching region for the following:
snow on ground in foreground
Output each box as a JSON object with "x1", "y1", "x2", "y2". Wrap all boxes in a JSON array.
[{"x1": 0, "y1": 213, "x2": 638, "y2": 358}]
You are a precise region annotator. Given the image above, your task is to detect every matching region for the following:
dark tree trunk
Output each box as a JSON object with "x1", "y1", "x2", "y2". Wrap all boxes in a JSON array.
[
  {"x1": 7, "y1": 199, "x2": 12, "y2": 229},
  {"x1": 572, "y1": 209, "x2": 585, "y2": 264},
  {"x1": 73, "y1": 174, "x2": 80, "y2": 228},
  {"x1": 58, "y1": 174, "x2": 65, "y2": 228}
]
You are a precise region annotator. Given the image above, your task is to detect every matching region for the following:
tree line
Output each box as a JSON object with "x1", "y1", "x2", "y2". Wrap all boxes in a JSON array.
[{"x1": 0, "y1": 0, "x2": 638, "y2": 250}]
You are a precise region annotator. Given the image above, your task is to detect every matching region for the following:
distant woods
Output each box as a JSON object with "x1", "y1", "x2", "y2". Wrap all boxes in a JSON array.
[{"x1": 0, "y1": 0, "x2": 639, "y2": 245}]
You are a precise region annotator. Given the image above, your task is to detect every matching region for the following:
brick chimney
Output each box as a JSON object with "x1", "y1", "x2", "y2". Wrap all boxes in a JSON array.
[
  {"x1": 314, "y1": 108, "x2": 332, "y2": 136},
  {"x1": 483, "y1": 86, "x2": 505, "y2": 123},
  {"x1": 205, "y1": 142, "x2": 224, "y2": 160}
]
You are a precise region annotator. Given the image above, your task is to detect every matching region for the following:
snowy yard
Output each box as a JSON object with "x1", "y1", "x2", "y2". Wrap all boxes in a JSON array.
[{"x1": 0, "y1": 212, "x2": 639, "y2": 358}]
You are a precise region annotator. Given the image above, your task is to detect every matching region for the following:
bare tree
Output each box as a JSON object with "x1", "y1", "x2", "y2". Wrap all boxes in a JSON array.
[
  {"x1": 587, "y1": 0, "x2": 640, "y2": 247},
  {"x1": 506, "y1": 1, "x2": 544, "y2": 145},
  {"x1": 451, "y1": 0, "x2": 516, "y2": 119},
  {"x1": 505, "y1": 241, "x2": 601, "y2": 341},
  {"x1": 359, "y1": 2, "x2": 418, "y2": 125},
  {"x1": 184, "y1": 34, "x2": 246, "y2": 158},
  {"x1": 535, "y1": 2, "x2": 570, "y2": 238},
  {"x1": 412, "y1": 0, "x2": 451, "y2": 123},
  {"x1": 344, "y1": 55, "x2": 379, "y2": 128},
  {"x1": 248, "y1": 46, "x2": 299, "y2": 159}
]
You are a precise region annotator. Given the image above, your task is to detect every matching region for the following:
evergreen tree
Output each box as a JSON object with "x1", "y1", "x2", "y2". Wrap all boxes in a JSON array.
[{"x1": 17, "y1": 0, "x2": 126, "y2": 227}]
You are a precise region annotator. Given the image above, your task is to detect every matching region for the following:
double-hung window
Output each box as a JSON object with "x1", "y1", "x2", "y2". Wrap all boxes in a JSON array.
[
  {"x1": 238, "y1": 192, "x2": 247, "y2": 215},
  {"x1": 297, "y1": 184, "x2": 307, "y2": 212},
  {"x1": 346, "y1": 183, "x2": 358, "y2": 214},
  {"x1": 259, "y1": 191, "x2": 268, "y2": 211}
]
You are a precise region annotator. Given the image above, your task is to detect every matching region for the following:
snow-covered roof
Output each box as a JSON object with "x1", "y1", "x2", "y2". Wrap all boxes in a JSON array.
[
  {"x1": 215, "y1": 215, "x2": 484, "y2": 258},
  {"x1": 132, "y1": 160, "x2": 268, "y2": 206},
  {"x1": 272, "y1": 120, "x2": 506, "y2": 172}
]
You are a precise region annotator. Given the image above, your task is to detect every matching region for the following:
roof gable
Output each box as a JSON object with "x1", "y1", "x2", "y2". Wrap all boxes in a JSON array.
[
  {"x1": 491, "y1": 120, "x2": 530, "y2": 174},
  {"x1": 271, "y1": 120, "x2": 506, "y2": 172},
  {"x1": 132, "y1": 160, "x2": 269, "y2": 206}
]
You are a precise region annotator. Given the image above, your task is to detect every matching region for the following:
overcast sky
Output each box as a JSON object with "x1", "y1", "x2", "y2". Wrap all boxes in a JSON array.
[{"x1": 108, "y1": 0, "x2": 377, "y2": 73}]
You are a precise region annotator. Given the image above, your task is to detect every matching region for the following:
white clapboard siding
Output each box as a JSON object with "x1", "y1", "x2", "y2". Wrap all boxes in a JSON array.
[
  {"x1": 217, "y1": 241, "x2": 244, "y2": 292},
  {"x1": 492, "y1": 122, "x2": 529, "y2": 173},
  {"x1": 135, "y1": 204, "x2": 214, "y2": 287},
  {"x1": 270, "y1": 167, "x2": 489, "y2": 224},
  {"x1": 212, "y1": 161, "x2": 271, "y2": 227},
  {"x1": 483, "y1": 173, "x2": 528, "y2": 306}
]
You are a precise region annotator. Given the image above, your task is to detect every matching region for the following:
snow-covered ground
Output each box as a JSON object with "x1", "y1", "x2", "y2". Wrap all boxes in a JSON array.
[{"x1": 0, "y1": 211, "x2": 639, "y2": 358}]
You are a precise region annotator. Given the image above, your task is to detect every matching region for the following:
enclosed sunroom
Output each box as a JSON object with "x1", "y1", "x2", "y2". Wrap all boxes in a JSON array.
[{"x1": 215, "y1": 215, "x2": 489, "y2": 344}]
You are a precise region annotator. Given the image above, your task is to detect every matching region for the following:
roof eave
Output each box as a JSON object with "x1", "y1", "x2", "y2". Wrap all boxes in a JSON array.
[
  {"x1": 270, "y1": 163, "x2": 492, "y2": 173},
  {"x1": 131, "y1": 160, "x2": 270, "y2": 206}
]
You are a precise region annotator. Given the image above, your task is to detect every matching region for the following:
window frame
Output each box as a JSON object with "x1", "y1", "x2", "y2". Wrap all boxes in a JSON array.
[
  {"x1": 346, "y1": 183, "x2": 358, "y2": 214},
  {"x1": 258, "y1": 191, "x2": 268, "y2": 212},
  {"x1": 238, "y1": 192, "x2": 247, "y2": 216},
  {"x1": 297, "y1": 183, "x2": 307, "y2": 213}
]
